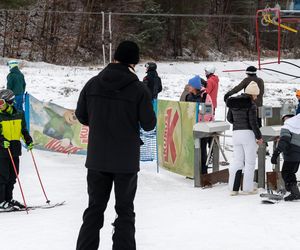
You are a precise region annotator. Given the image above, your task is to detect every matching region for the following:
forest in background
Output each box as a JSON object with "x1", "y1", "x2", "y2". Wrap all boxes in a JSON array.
[{"x1": 0, "y1": 0, "x2": 299, "y2": 65}]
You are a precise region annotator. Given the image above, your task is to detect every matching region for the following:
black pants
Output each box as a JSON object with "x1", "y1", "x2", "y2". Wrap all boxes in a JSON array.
[
  {"x1": 281, "y1": 161, "x2": 300, "y2": 189},
  {"x1": 0, "y1": 157, "x2": 19, "y2": 203},
  {"x1": 201, "y1": 137, "x2": 211, "y2": 174},
  {"x1": 76, "y1": 169, "x2": 138, "y2": 250}
]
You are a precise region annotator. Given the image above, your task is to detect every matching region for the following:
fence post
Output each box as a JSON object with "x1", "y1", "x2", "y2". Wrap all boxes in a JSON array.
[{"x1": 24, "y1": 92, "x2": 30, "y2": 132}]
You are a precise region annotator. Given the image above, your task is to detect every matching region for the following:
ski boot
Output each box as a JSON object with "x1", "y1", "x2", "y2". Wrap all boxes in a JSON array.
[
  {"x1": 0, "y1": 201, "x2": 15, "y2": 212},
  {"x1": 284, "y1": 184, "x2": 300, "y2": 201},
  {"x1": 9, "y1": 199, "x2": 26, "y2": 209}
]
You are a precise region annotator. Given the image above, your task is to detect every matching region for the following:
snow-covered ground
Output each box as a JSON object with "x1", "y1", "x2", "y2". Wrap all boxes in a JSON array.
[{"x1": 0, "y1": 59, "x2": 300, "y2": 250}]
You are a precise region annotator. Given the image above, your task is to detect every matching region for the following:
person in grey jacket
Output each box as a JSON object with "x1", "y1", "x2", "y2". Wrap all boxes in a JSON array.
[
  {"x1": 226, "y1": 81, "x2": 263, "y2": 195},
  {"x1": 271, "y1": 114, "x2": 300, "y2": 201},
  {"x1": 224, "y1": 66, "x2": 264, "y2": 127}
]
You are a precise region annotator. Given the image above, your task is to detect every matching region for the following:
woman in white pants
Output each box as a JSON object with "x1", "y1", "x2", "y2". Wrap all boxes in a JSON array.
[{"x1": 226, "y1": 81, "x2": 263, "y2": 195}]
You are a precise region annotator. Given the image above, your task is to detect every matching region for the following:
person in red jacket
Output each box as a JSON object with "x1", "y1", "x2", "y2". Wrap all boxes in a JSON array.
[{"x1": 204, "y1": 64, "x2": 219, "y2": 113}]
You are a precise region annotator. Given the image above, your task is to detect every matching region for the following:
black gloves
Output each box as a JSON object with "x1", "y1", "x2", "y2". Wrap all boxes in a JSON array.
[
  {"x1": 271, "y1": 151, "x2": 280, "y2": 164},
  {"x1": 224, "y1": 93, "x2": 230, "y2": 103}
]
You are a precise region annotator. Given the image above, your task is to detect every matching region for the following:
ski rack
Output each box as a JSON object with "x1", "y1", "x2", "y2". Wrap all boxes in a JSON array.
[{"x1": 256, "y1": 8, "x2": 300, "y2": 70}]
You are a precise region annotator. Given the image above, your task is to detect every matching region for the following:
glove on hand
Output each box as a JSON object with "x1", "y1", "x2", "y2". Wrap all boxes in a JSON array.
[
  {"x1": 2, "y1": 141, "x2": 10, "y2": 149},
  {"x1": 271, "y1": 152, "x2": 280, "y2": 164},
  {"x1": 224, "y1": 93, "x2": 230, "y2": 103},
  {"x1": 27, "y1": 142, "x2": 34, "y2": 151}
]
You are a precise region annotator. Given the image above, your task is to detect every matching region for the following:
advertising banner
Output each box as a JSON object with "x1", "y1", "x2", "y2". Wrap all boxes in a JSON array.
[
  {"x1": 157, "y1": 100, "x2": 197, "y2": 178},
  {"x1": 29, "y1": 95, "x2": 88, "y2": 155}
]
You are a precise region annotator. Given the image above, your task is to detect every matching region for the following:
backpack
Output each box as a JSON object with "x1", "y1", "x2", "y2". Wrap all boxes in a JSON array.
[{"x1": 198, "y1": 88, "x2": 214, "y2": 122}]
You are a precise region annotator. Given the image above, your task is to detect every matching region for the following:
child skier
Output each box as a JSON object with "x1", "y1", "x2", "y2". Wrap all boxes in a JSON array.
[
  {"x1": 271, "y1": 114, "x2": 300, "y2": 201},
  {"x1": 0, "y1": 89, "x2": 33, "y2": 211}
]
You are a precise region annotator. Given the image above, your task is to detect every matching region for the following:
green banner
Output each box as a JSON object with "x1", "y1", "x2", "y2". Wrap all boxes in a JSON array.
[
  {"x1": 29, "y1": 95, "x2": 88, "y2": 154},
  {"x1": 157, "y1": 100, "x2": 197, "y2": 178}
]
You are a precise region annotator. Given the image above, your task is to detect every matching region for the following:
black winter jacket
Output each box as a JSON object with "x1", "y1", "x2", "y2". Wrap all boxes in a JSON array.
[
  {"x1": 143, "y1": 70, "x2": 162, "y2": 99},
  {"x1": 75, "y1": 63, "x2": 156, "y2": 173},
  {"x1": 185, "y1": 90, "x2": 207, "y2": 103},
  {"x1": 226, "y1": 94, "x2": 262, "y2": 140}
]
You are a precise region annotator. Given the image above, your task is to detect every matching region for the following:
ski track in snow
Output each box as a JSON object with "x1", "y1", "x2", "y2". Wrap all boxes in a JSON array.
[{"x1": 0, "y1": 59, "x2": 299, "y2": 250}]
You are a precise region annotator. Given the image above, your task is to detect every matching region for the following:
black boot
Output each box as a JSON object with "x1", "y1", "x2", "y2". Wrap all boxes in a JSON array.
[
  {"x1": 233, "y1": 170, "x2": 242, "y2": 191},
  {"x1": 230, "y1": 170, "x2": 242, "y2": 196},
  {"x1": 284, "y1": 183, "x2": 300, "y2": 201}
]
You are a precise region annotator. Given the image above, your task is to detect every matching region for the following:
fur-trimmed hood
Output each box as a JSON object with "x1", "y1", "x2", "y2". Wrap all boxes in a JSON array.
[{"x1": 226, "y1": 94, "x2": 252, "y2": 109}]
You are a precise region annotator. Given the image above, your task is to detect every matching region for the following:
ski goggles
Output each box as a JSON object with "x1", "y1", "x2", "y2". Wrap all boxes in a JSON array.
[{"x1": 0, "y1": 99, "x2": 13, "y2": 108}]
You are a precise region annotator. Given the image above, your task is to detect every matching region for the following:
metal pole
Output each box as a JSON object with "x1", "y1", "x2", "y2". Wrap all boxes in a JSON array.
[
  {"x1": 277, "y1": 8, "x2": 281, "y2": 64},
  {"x1": 256, "y1": 10, "x2": 261, "y2": 70},
  {"x1": 223, "y1": 106, "x2": 227, "y2": 151},
  {"x1": 7, "y1": 148, "x2": 28, "y2": 213},
  {"x1": 101, "y1": 11, "x2": 106, "y2": 66},
  {"x1": 30, "y1": 150, "x2": 50, "y2": 204},
  {"x1": 109, "y1": 12, "x2": 112, "y2": 63},
  {"x1": 194, "y1": 138, "x2": 201, "y2": 187}
]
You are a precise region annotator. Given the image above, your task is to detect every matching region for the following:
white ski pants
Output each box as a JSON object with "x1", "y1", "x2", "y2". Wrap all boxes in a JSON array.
[{"x1": 229, "y1": 130, "x2": 257, "y2": 192}]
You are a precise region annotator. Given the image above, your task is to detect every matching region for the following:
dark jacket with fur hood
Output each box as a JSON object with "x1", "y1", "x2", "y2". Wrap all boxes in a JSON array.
[{"x1": 226, "y1": 94, "x2": 262, "y2": 140}]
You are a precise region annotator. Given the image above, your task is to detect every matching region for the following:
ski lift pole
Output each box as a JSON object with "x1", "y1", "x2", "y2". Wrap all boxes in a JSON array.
[
  {"x1": 29, "y1": 150, "x2": 50, "y2": 204},
  {"x1": 109, "y1": 12, "x2": 112, "y2": 63},
  {"x1": 7, "y1": 148, "x2": 28, "y2": 214},
  {"x1": 223, "y1": 105, "x2": 227, "y2": 151},
  {"x1": 101, "y1": 11, "x2": 106, "y2": 66}
]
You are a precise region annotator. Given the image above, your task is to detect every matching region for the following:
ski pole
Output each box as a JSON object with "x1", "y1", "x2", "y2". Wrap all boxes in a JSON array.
[
  {"x1": 7, "y1": 148, "x2": 28, "y2": 214},
  {"x1": 29, "y1": 150, "x2": 50, "y2": 204}
]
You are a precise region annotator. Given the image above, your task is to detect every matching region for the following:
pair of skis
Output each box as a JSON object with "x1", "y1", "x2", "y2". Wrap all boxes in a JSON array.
[
  {"x1": 260, "y1": 189, "x2": 285, "y2": 204},
  {"x1": 0, "y1": 201, "x2": 66, "y2": 213}
]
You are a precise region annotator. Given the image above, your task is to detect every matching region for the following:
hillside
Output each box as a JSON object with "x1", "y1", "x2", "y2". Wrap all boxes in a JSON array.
[{"x1": 0, "y1": 0, "x2": 299, "y2": 65}]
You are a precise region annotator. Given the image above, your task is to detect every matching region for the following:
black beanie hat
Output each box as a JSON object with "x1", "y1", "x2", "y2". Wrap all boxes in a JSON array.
[
  {"x1": 114, "y1": 41, "x2": 140, "y2": 65},
  {"x1": 246, "y1": 66, "x2": 257, "y2": 75}
]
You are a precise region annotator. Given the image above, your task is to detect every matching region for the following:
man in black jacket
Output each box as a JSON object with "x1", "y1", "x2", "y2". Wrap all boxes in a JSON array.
[{"x1": 75, "y1": 41, "x2": 156, "y2": 250}]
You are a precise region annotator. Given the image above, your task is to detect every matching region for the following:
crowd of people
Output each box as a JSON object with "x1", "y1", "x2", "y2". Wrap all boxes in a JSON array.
[{"x1": 1, "y1": 40, "x2": 300, "y2": 250}]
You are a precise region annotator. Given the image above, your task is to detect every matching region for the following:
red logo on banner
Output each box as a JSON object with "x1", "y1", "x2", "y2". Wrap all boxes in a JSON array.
[
  {"x1": 80, "y1": 125, "x2": 89, "y2": 144},
  {"x1": 45, "y1": 139, "x2": 82, "y2": 154},
  {"x1": 163, "y1": 108, "x2": 179, "y2": 163}
]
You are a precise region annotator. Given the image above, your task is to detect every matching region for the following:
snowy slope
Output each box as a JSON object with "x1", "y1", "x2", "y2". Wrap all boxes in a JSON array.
[{"x1": 0, "y1": 59, "x2": 300, "y2": 250}]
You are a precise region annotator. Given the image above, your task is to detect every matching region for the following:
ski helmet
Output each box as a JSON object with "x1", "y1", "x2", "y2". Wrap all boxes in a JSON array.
[
  {"x1": 7, "y1": 60, "x2": 19, "y2": 70},
  {"x1": 145, "y1": 62, "x2": 157, "y2": 71},
  {"x1": 0, "y1": 89, "x2": 15, "y2": 105},
  {"x1": 204, "y1": 64, "x2": 216, "y2": 75}
]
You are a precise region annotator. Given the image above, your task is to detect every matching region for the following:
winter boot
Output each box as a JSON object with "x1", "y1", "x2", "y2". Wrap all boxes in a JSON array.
[
  {"x1": 9, "y1": 199, "x2": 26, "y2": 209},
  {"x1": 284, "y1": 183, "x2": 300, "y2": 201},
  {"x1": 230, "y1": 170, "x2": 243, "y2": 196},
  {"x1": 0, "y1": 201, "x2": 16, "y2": 212},
  {"x1": 233, "y1": 170, "x2": 242, "y2": 191}
]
